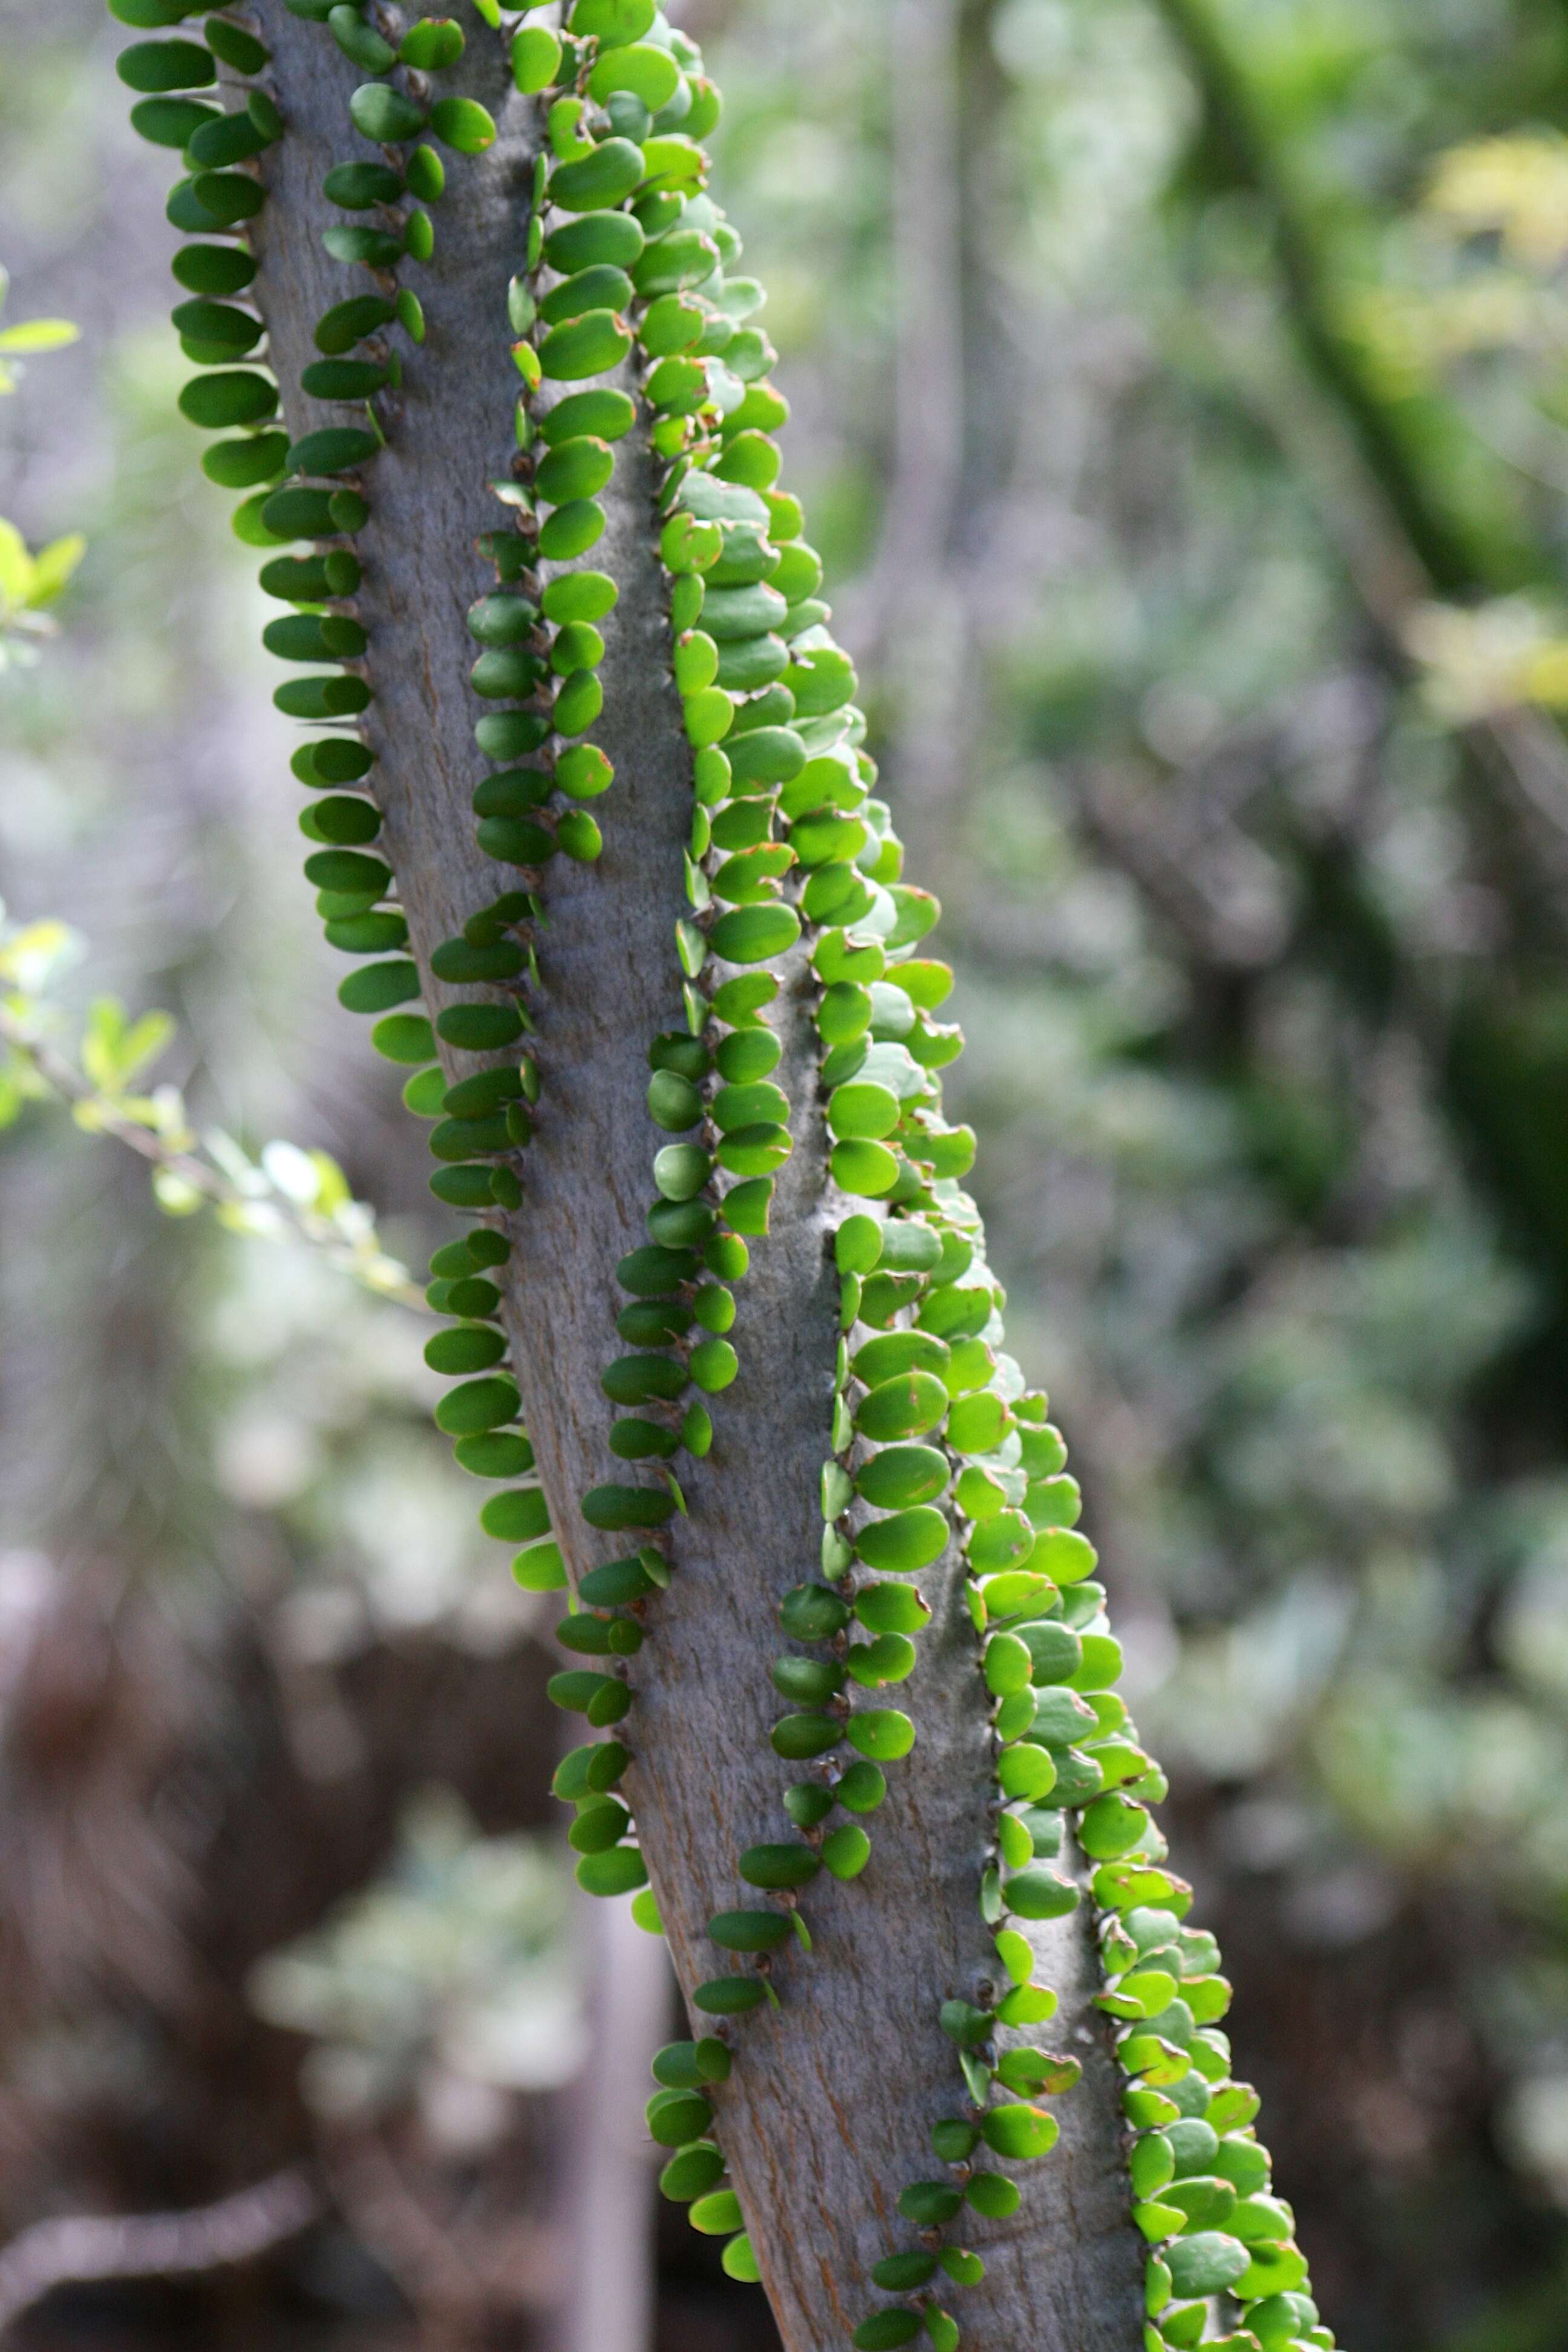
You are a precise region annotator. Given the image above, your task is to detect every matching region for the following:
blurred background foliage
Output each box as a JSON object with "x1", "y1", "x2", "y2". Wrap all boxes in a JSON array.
[{"x1": 4, "y1": 0, "x2": 1568, "y2": 2347}]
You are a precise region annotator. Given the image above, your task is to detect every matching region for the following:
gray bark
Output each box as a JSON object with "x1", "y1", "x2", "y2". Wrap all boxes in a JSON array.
[{"x1": 242, "y1": 7, "x2": 1145, "y2": 2345}]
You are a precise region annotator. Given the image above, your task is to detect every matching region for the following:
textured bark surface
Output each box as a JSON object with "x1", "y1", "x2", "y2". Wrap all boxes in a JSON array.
[{"x1": 244, "y1": 9, "x2": 1145, "y2": 2345}]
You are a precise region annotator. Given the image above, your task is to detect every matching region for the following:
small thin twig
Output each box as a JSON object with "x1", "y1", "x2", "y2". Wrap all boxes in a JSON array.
[
  {"x1": 1, "y1": 1002, "x2": 240, "y2": 1206},
  {"x1": 0, "y1": 1002, "x2": 427, "y2": 1312},
  {"x1": 0, "y1": 2170, "x2": 321, "y2": 2334}
]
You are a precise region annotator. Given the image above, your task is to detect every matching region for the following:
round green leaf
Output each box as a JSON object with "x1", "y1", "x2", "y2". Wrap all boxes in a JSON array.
[
  {"x1": 854, "y1": 1506, "x2": 949, "y2": 1574},
  {"x1": 549, "y1": 135, "x2": 645, "y2": 212},
  {"x1": 348, "y1": 81, "x2": 425, "y2": 142},
  {"x1": 587, "y1": 39, "x2": 679, "y2": 108},
  {"x1": 1164, "y1": 2234, "x2": 1251, "y2": 2300},
  {"x1": 828, "y1": 1080, "x2": 901, "y2": 1142},
  {"x1": 710, "y1": 902, "x2": 801, "y2": 965},
  {"x1": 1004, "y1": 1866, "x2": 1079, "y2": 1921},
  {"x1": 831, "y1": 1138, "x2": 900, "y2": 1197},
  {"x1": 822, "y1": 1823, "x2": 871, "y2": 1880},
  {"x1": 659, "y1": 2143, "x2": 725, "y2": 2203},
  {"x1": 855, "y1": 1445, "x2": 948, "y2": 1509},
  {"x1": 577, "y1": 1844, "x2": 647, "y2": 1896},
  {"x1": 846, "y1": 1708, "x2": 914, "y2": 1763},
  {"x1": 854, "y1": 1373, "x2": 948, "y2": 1443}
]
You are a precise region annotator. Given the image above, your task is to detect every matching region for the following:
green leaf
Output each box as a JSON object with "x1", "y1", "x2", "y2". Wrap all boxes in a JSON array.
[
  {"x1": 80, "y1": 998, "x2": 175, "y2": 1094},
  {"x1": 323, "y1": 160, "x2": 404, "y2": 208},
  {"x1": 117, "y1": 37, "x2": 215, "y2": 90},
  {"x1": 769, "y1": 1711, "x2": 840, "y2": 1760},
  {"x1": 1004, "y1": 1866, "x2": 1079, "y2": 1921},
  {"x1": 720, "y1": 2233, "x2": 760, "y2": 2283},
  {"x1": 645, "y1": 2086, "x2": 713, "y2": 2146},
  {"x1": 329, "y1": 3, "x2": 397, "y2": 68},
  {"x1": 896, "y1": 2181, "x2": 961, "y2": 2227},
  {"x1": 835, "y1": 1760, "x2": 886, "y2": 1812},
  {"x1": 659, "y1": 2143, "x2": 725, "y2": 2203},
  {"x1": 871, "y1": 2254, "x2": 936, "y2": 2293},
  {"x1": 830, "y1": 1137, "x2": 900, "y2": 1197},
  {"x1": 984, "y1": 1632, "x2": 1033, "y2": 1697},
  {"x1": 550, "y1": 135, "x2": 645, "y2": 213},
  {"x1": 692, "y1": 1976, "x2": 766, "y2": 2015},
  {"x1": 707, "y1": 1908, "x2": 791, "y2": 1953},
  {"x1": 739, "y1": 1842, "x2": 818, "y2": 1890},
  {"x1": 779, "y1": 1583, "x2": 850, "y2": 1641},
  {"x1": 997, "y1": 1742, "x2": 1056, "y2": 1802},
  {"x1": 854, "y1": 1506, "x2": 948, "y2": 1573},
  {"x1": 348, "y1": 81, "x2": 425, "y2": 142},
  {"x1": 188, "y1": 169, "x2": 264, "y2": 226},
  {"x1": 569, "y1": 0, "x2": 656, "y2": 39},
  {"x1": 512, "y1": 22, "x2": 562, "y2": 91},
  {"x1": 0, "y1": 524, "x2": 45, "y2": 613},
  {"x1": 108, "y1": 0, "x2": 197, "y2": 22},
  {"x1": 399, "y1": 15, "x2": 465, "y2": 69},
  {"x1": 846, "y1": 1708, "x2": 914, "y2": 1763},
  {"x1": 827, "y1": 1080, "x2": 901, "y2": 1142},
  {"x1": 434, "y1": 1375, "x2": 520, "y2": 1437},
  {"x1": 709, "y1": 902, "x2": 800, "y2": 965},
  {"x1": 425, "y1": 93, "x2": 496, "y2": 152},
  {"x1": 822, "y1": 1823, "x2": 871, "y2": 1879},
  {"x1": 689, "y1": 2187, "x2": 744, "y2": 2236},
  {"x1": 852, "y1": 2316, "x2": 919, "y2": 2351},
  {"x1": 0, "y1": 317, "x2": 77, "y2": 358},
  {"x1": 996, "y1": 2047, "x2": 1080, "y2": 2097},
  {"x1": 964, "y1": 2171, "x2": 1021, "y2": 2219},
  {"x1": 1163, "y1": 2234, "x2": 1251, "y2": 2299},
  {"x1": 855, "y1": 1445, "x2": 949, "y2": 1509},
  {"x1": 587, "y1": 39, "x2": 680, "y2": 108},
  {"x1": 854, "y1": 1582, "x2": 930, "y2": 1635},
  {"x1": 515, "y1": 1543, "x2": 571, "y2": 1599}
]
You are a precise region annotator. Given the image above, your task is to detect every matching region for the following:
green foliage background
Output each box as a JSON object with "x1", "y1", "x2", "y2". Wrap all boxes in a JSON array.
[{"x1": 5, "y1": 0, "x2": 1568, "y2": 2345}]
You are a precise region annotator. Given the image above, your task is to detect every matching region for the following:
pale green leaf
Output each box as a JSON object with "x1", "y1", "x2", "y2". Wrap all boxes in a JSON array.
[
  {"x1": 262, "y1": 1137, "x2": 325, "y2": 1206},
  {"x1": 152, "y1": 1168, "x2": 204, "y2": 1217},
  {"x1": 0, "y1": 916, "x2": 82, "y2": 993},
  {"x1": 0, "y1": 519, "x2": 32, "y2": 610},
  {"x1": 24, "y1": 533, "x2": 86, "y2": 609},
  {"x1": 0, "y1": 318, "x2": 79, "y2": 357}
]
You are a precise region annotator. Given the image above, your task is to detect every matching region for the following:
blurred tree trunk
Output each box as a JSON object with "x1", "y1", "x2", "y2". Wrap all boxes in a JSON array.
[{"x1": 545, "y1": 1895, "x2": 669, "y2": 2352}]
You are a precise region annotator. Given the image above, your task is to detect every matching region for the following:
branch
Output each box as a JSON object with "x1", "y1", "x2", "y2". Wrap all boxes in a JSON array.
[
  {"x1": 0, "y1": 2171, "x2": 321, "y2": 2333},
  {"x1": 243, "y1": 9, "x2": 1144, "y2": 2343},
  {"x1": 1151, "y1": 0, "x2": 1568, "y2": 867},
  {"x1": 1149, "y1": 0, "x2": 1504, "y2": 600},
  {"x1": 0, "y1": 1001, "x2": 426, "y2": 1311}
]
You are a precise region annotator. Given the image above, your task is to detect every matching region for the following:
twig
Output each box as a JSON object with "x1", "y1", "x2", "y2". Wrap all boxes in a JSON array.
[
  {"x1": 0, "y1": 2170, "x2": 321, "y2": 2333},
  {"x1": 316, "y1": 2126, "x2": 558, "y2": 2330},
  {"x1": 843, "y1": 0, "x2": 972, "y2": 861},
  {"x1": 1150, "y1": 0, "x2": 1568, "y2": 872},
  {"x1": 0, "y1": 1002, "x2": 427, "y2": 1312}
]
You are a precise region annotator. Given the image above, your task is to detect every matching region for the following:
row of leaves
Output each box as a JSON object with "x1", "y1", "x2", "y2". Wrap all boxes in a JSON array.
[
  {"x1": 114, "y1": 0, "x2": 677, "y2": 1591},
  {"x1": 530, "y1": 2, "x2": 857, "y2": 2293}
]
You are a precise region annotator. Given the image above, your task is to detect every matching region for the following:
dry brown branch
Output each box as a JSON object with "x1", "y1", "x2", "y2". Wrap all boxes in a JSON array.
[{"x1": 0, "y1": 2169, "x2": 321, "y2": 2334}]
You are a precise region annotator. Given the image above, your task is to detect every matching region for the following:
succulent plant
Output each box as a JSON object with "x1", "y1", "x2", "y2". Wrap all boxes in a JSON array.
[{"x1": 106, "y1": 4, "x2": 1333, "y2": 2346}]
